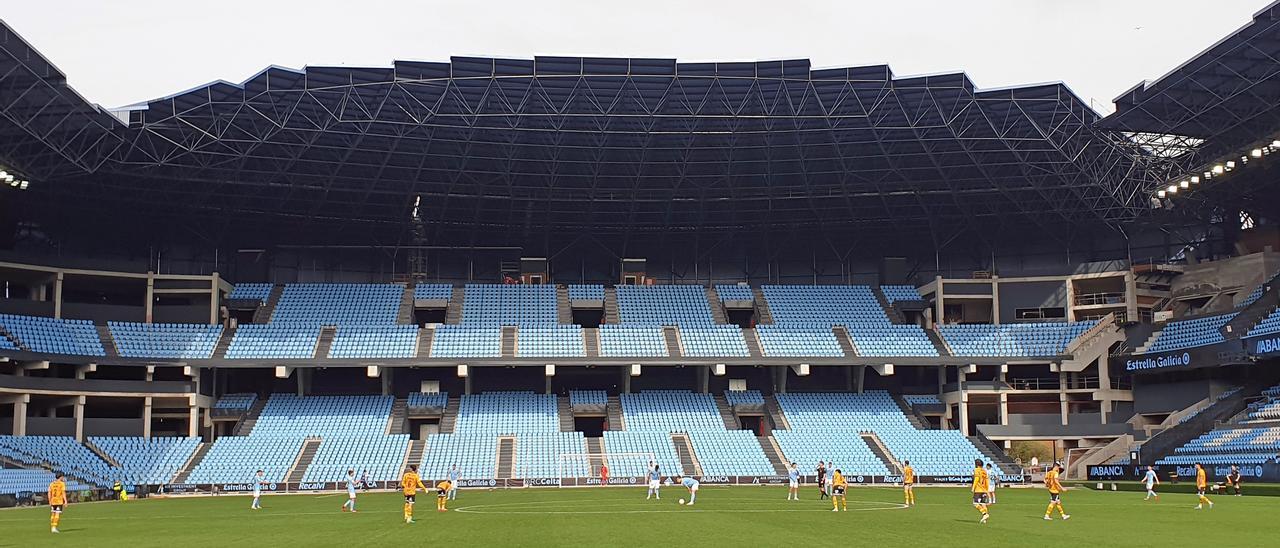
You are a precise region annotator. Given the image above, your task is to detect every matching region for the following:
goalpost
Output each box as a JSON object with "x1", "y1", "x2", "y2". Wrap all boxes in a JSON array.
[{"x1": 557, "y1": 452, "x2": 656, "y2": 487}]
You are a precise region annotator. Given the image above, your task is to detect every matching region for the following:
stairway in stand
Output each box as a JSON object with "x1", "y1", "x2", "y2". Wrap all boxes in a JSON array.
[
  {"x1": 417, "y1": 327, "x2": 434, "y2": 358},
  {"x1": 502, "y1": 326, "x2": 518, "y2": 357},
  {"x1": 213, "y1": 325, "x2": 236, "y2": 359},
  {"x1": 440, "y1": 397, "x2": 460, "y2": 433},
  {"x1": 387, "y1": 398, "x2": 408, "y2": 435},
  {"x1": 860, "y1": 433, "x2": 901, "y2": 475},
  {"x1": 404, "y1": 439, "x2": 428, "y2": 471},
  {"x1": 233, "y1": 398, "x2": 268, "y2": 436},
  {"x1": 582, "y1": 328, "x2": 599, "y2": 357},
  {"x1": 764, "y1": 394, "x2": 791, "y2": 430},
  {"x1": 832, "y1": 326, "x2": 858, "y2": 357},
  {"x1": 397, "y1": 283, "x2": 416, "y2": 324},
  {"x1": 603, "y1": 287, "x2": 619, "y2": 324},
  {"x1": 751, "y1": 287, "x2": 775, "y2": 325},
  {"x1": 585, "y1": 437, "x2": 606, "y2": 478},
  {"x1": 663, "y1": 327, "x2": 683, "y2": 357},
  {"x1": 285, "y1": 438, "x2": 323, "y2": 483},
  {"x1": 757, "y1": 436, "x2": 790, "y2": 475},
  {"x1": 871, "y1": 286, "x2": 906, "y2": 323},
  {"x1": 670, "y1": 433, "x2": 702, "y2": 476},
  {"x1": 557, "y1": 395, "x2": 575, "y2": 432},
  {"x1": 712, "y1": 393, "x2": 738, "y2": 429},
  {"x1": 314, "y1": 327, "x2": 337, "y2": 359},
  {"x1": 95, "y1": 325, "x2": 119, "y2": 358},
  {"x1": 496, "y1": 437, "x2": 517, "y2": 479},
  {"x1": 172, "y1": 442, "x2": 212, "y2": 484},
  {"x1": 705, "y1": 286, "x2": 729, "y2": 324},
  {"x1": 742, "y1": 328, "x2": 763, "y2": 358},
  {"x1": 444, "y1": 286, "x2": 466, "y2": 324},
  {"x1": 606, "y1": 395, "x2": 625, "y2": 431},
  {"x1": 556, "y1": 286, "x2": 573, "y2": 324},
  {"x1": 252, "y1": 285, "x2": 284, "y2": 324}
]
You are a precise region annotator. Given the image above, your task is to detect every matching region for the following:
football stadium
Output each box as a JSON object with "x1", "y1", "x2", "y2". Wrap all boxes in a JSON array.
[{"x1": 3, "y1": 1, "x2": 1280, "y2": 546}]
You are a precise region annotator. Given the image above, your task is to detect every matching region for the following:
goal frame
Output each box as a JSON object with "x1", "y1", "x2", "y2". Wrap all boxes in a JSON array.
[{"x1": 556, "y1": 452, "x2": 656, "y2": 487}]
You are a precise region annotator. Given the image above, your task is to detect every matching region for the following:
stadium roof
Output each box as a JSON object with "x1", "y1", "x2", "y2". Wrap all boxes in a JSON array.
[{"x1": 0, "y1": 20, "x2": 1166, "y2": 247}]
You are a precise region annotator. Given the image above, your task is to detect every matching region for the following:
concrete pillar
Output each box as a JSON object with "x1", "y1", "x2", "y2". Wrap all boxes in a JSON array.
[
  {"x1": 697, "y1": 366, "x2": 708, "y2": 393},
  {"x1": 73, "y1": 396, "x2": 85, "y2": 442},
  {"x1": 1100, "y1": 400, "x2": 1109, "y2": 424},
  {"x1": 938, "y1": 365, "x2": 946, "y2": 394},
  {"x1": 381, "y1": 368, "x2": 393, "y2": 396},
  {"x1": 545, "y1": 375, "x2": 552, "y2": 395},
  {"x1": 1059, "y1": 392, "x2": 1069, "y2": 426},
  {"x1": 934, "y1": 275, "x2": 945, "y2": 325},
  {"x1": 145, "y1": 366, "x2": 154, "y2": 382},
  {"x1": 210, "y1": 272, "x2": 221, "y2": 325},
  {"x1": 855, "y1": 365, "x2": 865, "y2": 394},
  {"x1": 145, "y1": 273, "x2": 155, "y2": 323},
  {"x1": 990, "y1": 276, "x2": 1000, "y2": 325},
  {"x1": 1124, "y1": 270, "x2": 1139, "y2": 323},
  {"x1": 10, "y1": 395, "x2": 29, "y2": 436},
  {"x1": 844, "y1": 366, "x2": 854, "y2": 392},
  {"x1": 188, "y1": 404, "x2": 200, "y2": 437},
  {"x1": 1064, "y1": 280, "x2": 1076, "y2": 322},
  {"x1": 999, "y1": 393, "x2": 1009, "y2": 426},
  {"x1": 1097, "y1": 353, "x2": 1112, "y2": 391},
  {"x1": 776, "y1": 366, "x2": 787, "y2": 394},
  {"x1": 958, "y1": 395, "x2": 971, "y2": 436},
  {"x1": 464, "y1": 373, "x2": 473, "y2": 395},
  {"x1": 143, "y1": 397, "x2": 153, "y2": 438},
  {"x1": 53, "y1": 272, "x2": 64, "y2": 319}
]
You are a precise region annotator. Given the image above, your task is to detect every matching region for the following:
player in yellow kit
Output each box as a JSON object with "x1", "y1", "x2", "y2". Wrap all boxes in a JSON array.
[
  {"x1": 902, "y1": 460, "x2": 916, "y2": 506},
  {"x1": 971, "y1": 458, "x2": 990, "y2": 523},
  {"x1": 830, "y1": 469, "x2": 848, "y2": 511},
  {"x1": 48, "y1": 473, "x2": 67, "y2": 534},
  {"x1": 435, "y1": 479, "x2": 452, "y2": 512},
  {"x1": 1043, "y1": 463, "x2": 1070, "y2": 521},
  {"x1": 401, "y1": 465, "x2": 427, "y2": 523},
  {"x1": 1194, "y1": 463, "x2": 1214, "y2": 510}
]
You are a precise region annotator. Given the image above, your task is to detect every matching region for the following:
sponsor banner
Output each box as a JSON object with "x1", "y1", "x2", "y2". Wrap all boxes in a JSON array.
[
  {"x1": 1087, "y1": 465, "x2": 1139, "y2": 480},
  {"x1": 1247, "y1": 334, "x2": 1280, "y2": 358},
  {"x1": 750, "y1": 476, "x2": 788, "y2": 485},
  {"x1": 1090, "y1": 464, "x2": 1278, "y2": 482},
  {"x1": 163, "y1": 484, "x2": 201, "y2": 494},
  {"x1": 456, "y1": 478, "x2": 498, "y2": 488},
  {"x1": 696, "y1": 476, "x2": 730, "y2": 485},
  {"x1": 296, "y1": 482, "x2": 329, "y2": 491},
  {"x1": 219, "y1": 482, "x2": 279, "y2": 493},
  {"x1": 1124, "y1": 352, "x2": 1193, "y2": 373}
]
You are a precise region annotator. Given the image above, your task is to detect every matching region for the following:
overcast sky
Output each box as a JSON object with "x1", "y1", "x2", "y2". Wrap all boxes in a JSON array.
[{"x1": 3, "y1": 0, "x2": 1271, "y2": 112}]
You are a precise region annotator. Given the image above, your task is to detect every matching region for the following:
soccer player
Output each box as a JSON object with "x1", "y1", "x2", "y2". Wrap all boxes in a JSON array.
[
  {"x1": 448, "y1": 464, "x2": 460, "y2": 500},
  {"x1": 830, "y1": 469, "x2": 848, "y2": 512},
  {"x1": 359, "y1": 469, "x2": 371, "y2": 491},
  {"x1": 1142, "y1": 465, "x2": 1160, "y2": 501},
  {"x1": 1194, "y1": 463, "x2": 1213, "y2": 510},
  {"x1": 824, "y1": 462, "x2": 835, "y2": 499},
  {"x1": 48, "y1": 473, "x2": 66, "y2": 534},
  {"x1": 787, "y1": 462, "x2": 801, "y2": 501},
  {"x1": 250, "y1": 469, "x2": 267, "y2": 510},
  {"x1": 341, "y1": 469, "x2": 358, "y2": 513},
  {"x1": 971, "y1": 458, "x2": 990, "y2": 524},
  {"x1": 902, "y1": 460, "x2": 916, "y2": 506},
  {"x1": 678, "y1": 476, "x2": 699, "y2": 506},
  {"x1": 647, "y1": 464, "x2": 662, "y2": 500},
  {"x1": 1043, "y1": 463, "x2": 1069, "y2": 521},
  {"x1": 1227, "y1": 465, "x2": 1242, "y2": 496},
  {"x1": 600, "y1": 463, "x2": 609, "y2": 486},
  {"x1": 986, "y1": 463, "x2": 998, "y2": 504},
  {"x1": 436, "y1": 478, "x2": 452, "y2": 512},
  {"x1": 816, "y1": 461, "x2": 827, "y2": 500},
  {"x1": 401, "y1": 465, "x2": 427, "y2": 523}
]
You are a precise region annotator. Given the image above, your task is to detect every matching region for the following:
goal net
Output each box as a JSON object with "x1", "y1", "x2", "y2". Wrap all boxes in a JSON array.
[{"x1": 557, "y1": 452, "x2": 655, "y2": 487}]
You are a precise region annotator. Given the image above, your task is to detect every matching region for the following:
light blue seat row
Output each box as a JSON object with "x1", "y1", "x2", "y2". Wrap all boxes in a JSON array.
[
  {"x1": 419, "y1": 433, "x2": 498, "y2": 481},
  {"x1": 0, "y1": 469, "x2": 93, "y2": 495},
  {"x1": 90, "y1": 436, "x2": 200, "y2": 485},
  {"x1": 413, "y1": 284, "x2": 454, "y2": 300},
  {"x1": 772, "y1": 430, "x2": 891, "y2": 477},
  {"x1": 761, "y1": 285, "x2": 893, "y2": 326},
  {"x1": 881, "y1": 285, "x2": 924, "y2": 304},
  {"x1": 214, "y1": 393, "x2": 257, "y2": 410},
  {"x1": 755, "y1": 325, "x2": 843, "y2": 357},
  {"x1": 431, "y1": 325, "x2": 502, "y2": 357},
  {"x1": 1248, "y1": 307, "x2": 1280, "y2": 338},
  {"x1": 0, "y1": 314, "x2": 105, "y2": 356},
  {"x1": 328, "y1": 324, "x2": 418, "y2": 358},
  {"x1": 939, "y1": 321, "x2": 1096, "y2": 357},
  {"x1": 615, "y1": 285, "x2": 716, "y2": 327},
  {"x1": 107, "y1": 321, "x2": 223, "y2": 359},
  {"x1": 461, "y1": 284, "x2": 557, "y2": 326},
  {"x1": 455, "y1": 392, "x2": 559, "y2": 434},
  {"x1": 228, "y1": 283, "x2": 273, "y2": 301},
  {"x1": 601, "y1": 431, "x2": 682, "y2": 478},
  {"x1": 1239, "y1": 285, "x2": 1265, "y2": 309},
  {"x1": 0, "y1": 435, "x2": 120, "y2": 487},
  {"x1": 270, "y1": 283, "x2": 403, "y2": 325},
  {"x1": 686, "y1": 430, "x2": 774, "y2": 476},
  {"x1": 1144, "y1": 314, "x2": 1236, "y2": 354},
  {"x1": 903, "y1": 394, "x2": 942, "y2": 406},
  {"x1": 679, "y1": 325, "x2": 749, "y2": 357},
  {"x1": 569, "y1": 389, "x2": 608, "y2": 406},
  {"x1": 567, "y1": 284, "x2": 605, "y2": 300},
  {"x1": 724, "y1": 390, "x2": 764, "y2": 405},
  {"x1": 225, "y1": 323, "x2": 320, "y2": 359},
  {"x1": 848, "y1": 324, "x2": 938, "y2": 357},
  {"x1": 514, "y1": 432, "x2": 589, "y2": 479},
  {"x1": 302, "y1": 435, "x2": 410, "y2": 483},
  {"x1": 517, "y1": 324, "x2": 584, "y2": 357},
  {"x1": 598, "y1": 325, "x2": 667, "y2": 357},
  {"x1": 714, "y1": 284, "x2": 754, "y2": 301},
  {"x1": 621, "y1": 391, "x2": 726, "y2": 432},
  {"x1": 407, "y1": 392, "x2": 448, "y2": 410}
]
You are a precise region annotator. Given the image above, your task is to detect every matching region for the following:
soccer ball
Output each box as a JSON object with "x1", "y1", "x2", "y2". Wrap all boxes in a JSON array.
[{"x1": 678, "y1": 499, "x2": 686, "y2": 505}]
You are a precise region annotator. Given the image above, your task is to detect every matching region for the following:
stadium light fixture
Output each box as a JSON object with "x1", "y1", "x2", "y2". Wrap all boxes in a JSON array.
[
  {"x1": 1180, "y1": 180, "x2": 1189, "y2": 189},
  {"x1": 1226, "y1": 161, "x2": 1236, "y2": 170},
  {"x1": 1272, "y1": 140, "x2": 1280, "y2": 148},
  {"x1": 1252, "y1": 149, "x2": 1263, "y2": 158},
  {"x1": 1212, "y1": 165, "x2": 1225, "y2": 174},
  {"x1": 1191, "y1": 176, "x2": 1200, "y2": 184},
  {"x1": 0, "y1": 170, "x2": 7, "y2": 179},
  {"x1": 1157, "y1": 190, "x2": 1167, "y2": 199},
  {"x1": 19, "y1": 181, "x2": 28, "y2": 190},
  {"x1": 1167, "y1": 185, "x2": 1178, "y2": 194}
]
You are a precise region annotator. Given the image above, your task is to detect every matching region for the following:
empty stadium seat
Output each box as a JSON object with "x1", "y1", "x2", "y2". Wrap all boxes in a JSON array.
[
  {"x1": 620, "y1": 391, "x2": 725, "y2": 432},
  {"x1": 225, "y1": 324, "x2": 320, "y2": 359},
  {"x1": 755, "y1": 325, "x2": 843, "y2": 357},
  {"x1": 413, "y1": 284, "x2": 454, "y2": 301},
  {"x1": 90, "y1": 436, "x2": 200, "y2": 485},
  {"x1": 228, "y1": 283, "x2": 273, "y2": 302},
  {"x1": 880, "y1": 285, "x2": 924, "y2": 304},
  {"x1": 430, "y1": 325, "x2": 501, "y2": 358},
  {"x1": 1248, "y1": 307, "x2": 1280, "y2": 338},
  {"x1": 713, "y1": 284, "x2": 754, "y2": 301},
  {"x1": 938, "y1": 321, "x2": 1095, "y2": 357},
  {"x1": 271, "y1": 284, "x2": 403, "y2": 325},
  {"x1": 460, "y1": 284, "x2": 557, "y2": 326},
  {"x1": 517, "y1": 325, "x2": 584, "y2": 357},
  {"x1": 567, "y1": 284, "x2": 605, "y2": 300},
  {"x1": 328, "y1": 324, "x2": 418, "y2": 358},
  {"x1": 1144, "y1": 314, "x2": 1236, "y2": 354},
  {"x1": 615, "y1": 285, "x2": 715, "y2": 326},
  {"x1": 598, "y1": 325, "x2": 667, "y2": 357},
  {"x1": 108, "y1": 322, "x2": 223, "y2": 359},
  {"x1": 679, "y1": 325, "x2": 749, "y2": 357},
  {"x1": 0, "y1": 436, "x2": 120, "y2": 486},
  {"x1": 0, "y1": 314, "x2": 105, "y2": 356}
]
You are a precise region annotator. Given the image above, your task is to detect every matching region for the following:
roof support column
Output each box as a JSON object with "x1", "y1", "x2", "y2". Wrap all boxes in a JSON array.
[
  {"x1": 142, "y1": 397, "x2": 153, "y2": 438},
  {"x1": 53, "y1": 272, "x2": 64, "y2": 319},
  {"x1": 145, "y1": 272, "x2": 155, "y2": 323}
]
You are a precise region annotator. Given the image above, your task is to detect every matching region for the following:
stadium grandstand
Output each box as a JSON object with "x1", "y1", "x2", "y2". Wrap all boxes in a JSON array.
[{"x1": 5, "y1": 2, "x2": 1280, "y2": 521}]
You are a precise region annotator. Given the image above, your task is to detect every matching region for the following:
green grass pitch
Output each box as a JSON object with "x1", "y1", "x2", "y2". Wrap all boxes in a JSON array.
[{"x1": 1, "y1": 485, "x2": 1272, "y2": 547}]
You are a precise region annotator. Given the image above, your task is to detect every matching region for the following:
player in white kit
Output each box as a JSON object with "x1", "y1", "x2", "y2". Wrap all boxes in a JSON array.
[
  {"x1": 341, "y1": 469, "x2": 359, "y2": 512},
  {"x1": 1142, "y1": 465, "x2": 1160, "y2": 501},
  {"x1": 787, "y1": 463, "x2": 801, "y2": 501},
  {"x1": 250, "y1": 470, "x2": 267, "y2": 510},
  {"x1": 647, "y1": 464, "x2": 663, "y2": 500}
]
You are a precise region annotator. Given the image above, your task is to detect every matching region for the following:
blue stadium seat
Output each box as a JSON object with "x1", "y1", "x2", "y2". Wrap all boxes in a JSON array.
[
  {"x1": 430, "y1": 325, "x2": 502, "y2": 358},
  {"x1": 516, "y1": 325, "x2": 584, "y2": 357},
  {"x1": 108, "y1": 322, "x2": 223, "y2": 359},
  {"x1": 270, "y1": 284, "x2": 403, "y2": 325},
  {"x1": 328, "y1": 324, "x2": 418, "y2": 358},
  {"x1": 1144, "y1": 314, "x2": 1235, "y2": 354},
  {"x1": 460, "y1": 284, "x2": 557, "y2": 326},
  {"x1": 615, "y1": 285, "x2": 715, "y2": 326},
  {"x1": 90, "y1": 436, "x2": 200, "y2": 485},
  {"x1": 0, "y1": 314, "x2": 105, "y2": 356},
  {"x1": 938, "y1": 321, "x2": 1096, "y2": 357},
  {"x1": 225, "y1": 324, "x2": 320, "y2": 359},
  {"x1": 598, "y1": 325, "x2": 667, "y2": 357}
]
